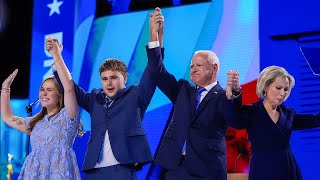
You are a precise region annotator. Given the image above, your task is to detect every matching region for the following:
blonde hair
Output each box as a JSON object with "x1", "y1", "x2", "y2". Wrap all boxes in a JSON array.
[{"x1": 256, "y1": 65, "x2": 295, "y2": 101}]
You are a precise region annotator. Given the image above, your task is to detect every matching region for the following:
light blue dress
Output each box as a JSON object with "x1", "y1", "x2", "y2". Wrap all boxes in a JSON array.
[{"x1": 18, "y1": 107, "x2": 81, "y2": 180}]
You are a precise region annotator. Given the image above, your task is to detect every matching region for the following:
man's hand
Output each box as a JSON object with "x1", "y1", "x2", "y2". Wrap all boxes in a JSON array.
[
  {"x1": 156, "y1": 7, "x2": 164, "y2": 47},
  {"x1": 227, "y1": 70, "x2": 240, "y2": 91},
  {"x1": 226, "y1": 70, "x2": 240, "y2": 100},
  {"x1": 149, "y1": 7, "x2": 164, "y2": 42}
]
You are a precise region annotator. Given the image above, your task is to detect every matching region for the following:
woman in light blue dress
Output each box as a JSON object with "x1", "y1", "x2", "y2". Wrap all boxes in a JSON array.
[{"x1": 1, "y1": 38, "x2": 81, "y2": 179}]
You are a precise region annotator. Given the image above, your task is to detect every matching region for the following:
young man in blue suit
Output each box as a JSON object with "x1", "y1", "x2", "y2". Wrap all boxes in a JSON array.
[
  {"x1": 149, "y1": 8, "x2": 242, "y2": 180},
  {"x1": 52, "y1": 9, "x2": 164, "y2": 180}
]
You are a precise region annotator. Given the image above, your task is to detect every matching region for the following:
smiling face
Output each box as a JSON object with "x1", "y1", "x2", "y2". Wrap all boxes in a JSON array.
[
  {"x1": 39, "y1": 78, "x2": 61, "y2": 111},
  {"x1": 190, "y1": 52, "x2": 218, "y2": 87},
  {"x1": 264, "y1": 77, "x2": 290, "y2": 107},
  {"x1": 101, "y1": 70, "x2": 127, "y2": 98}
]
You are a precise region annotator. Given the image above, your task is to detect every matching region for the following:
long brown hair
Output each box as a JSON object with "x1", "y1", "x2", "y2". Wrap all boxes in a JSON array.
[{"x1": 28, "y1": 76, "x2": 64, "y2": 132}]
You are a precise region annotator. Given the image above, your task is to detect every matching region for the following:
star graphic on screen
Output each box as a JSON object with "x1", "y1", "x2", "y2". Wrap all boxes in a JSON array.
[{"x1": 47, "y1": 0, "x2": 64, "y2": 16}]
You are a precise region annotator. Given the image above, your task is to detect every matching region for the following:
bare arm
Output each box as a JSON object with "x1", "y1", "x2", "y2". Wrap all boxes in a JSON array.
[
  {"x1": 46, "y1": 38, "x2": 78, "y2": 120},
  {"x1": 1, "y1": 69, "x2": 29, "y2": 133}
]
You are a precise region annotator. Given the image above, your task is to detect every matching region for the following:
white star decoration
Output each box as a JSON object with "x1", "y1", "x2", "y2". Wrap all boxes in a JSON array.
[{"x1": 47, "y1": 0, "x2": 64, "y2": 16}]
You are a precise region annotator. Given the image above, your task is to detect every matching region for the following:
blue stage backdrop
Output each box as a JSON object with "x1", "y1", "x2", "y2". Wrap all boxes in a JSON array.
[{"x1": 0, "y1": 0, "x2": 317, "y2": 179}]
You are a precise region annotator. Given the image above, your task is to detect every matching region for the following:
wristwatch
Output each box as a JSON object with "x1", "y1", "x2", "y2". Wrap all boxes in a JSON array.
[{"x1": 232, "y1": 87, "x2": 242, "y2": 97}]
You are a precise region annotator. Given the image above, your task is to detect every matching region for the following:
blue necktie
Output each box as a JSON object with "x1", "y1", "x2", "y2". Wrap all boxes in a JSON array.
[
  {"x1": 182, "y1": 87, "x2": 207, "y2": 155},
  {"x1": 105, "y1": 97, "x2": 112, "y2": 108},
  {"x1": 196, "y1": 87, "x2": 206, "y2": 110}
]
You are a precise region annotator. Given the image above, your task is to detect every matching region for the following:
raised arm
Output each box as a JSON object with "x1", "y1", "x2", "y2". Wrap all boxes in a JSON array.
[
  {"x1": 224, "y1": 95, "x2": 254, "y2": 130},
  {"x1": 158, "y1": 7, "x2": 164, "y2": 49},
  {"x1": 146, "y1": 7, "x2": 180, "y2": 103},
  {"x1": 52, "y1": 65, "x2": 92, "y2": 113},
  {"x1": 46, "y1": 38, "x2": 78, "y2": 120},
  {"x1": 136, "y1": 8, "x2": 163, "y2": 110},
  {"x1": 1, "y1": 69, "x2": 29, "y2": 133},
  {"x1": 224, "y1": 70, "x2": 247, "y2": 129}
]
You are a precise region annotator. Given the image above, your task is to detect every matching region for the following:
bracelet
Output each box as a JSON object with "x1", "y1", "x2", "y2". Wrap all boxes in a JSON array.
[
  {"x1": 232, "y1": 87, "x2": 242, "y2": 96},
  {"x1": 1, "y1": 87, "x2": 10, "y2": 90},
  {"x1": 54, "y1": 58, "x2": 63, "y2": 62},
  {"x1": 1, "y1": 89, "x2": 10, "y2": 93}
]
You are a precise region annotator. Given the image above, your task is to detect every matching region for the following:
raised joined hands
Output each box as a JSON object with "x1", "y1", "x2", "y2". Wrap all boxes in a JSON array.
[
  {"x1": 45, "y1": 38, "x2": 63, "y2": 59},
  {"x1": 226, "y1": 70, "x2": 240, "y2": 99},
  {"x1": 149, "y1": 7, "x2": 164, "y2": 42}
]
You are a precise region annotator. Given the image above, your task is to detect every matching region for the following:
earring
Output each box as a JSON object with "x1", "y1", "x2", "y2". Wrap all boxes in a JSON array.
[{"x1": 263, "y1": 91, "x2": 266, "y2": 97}]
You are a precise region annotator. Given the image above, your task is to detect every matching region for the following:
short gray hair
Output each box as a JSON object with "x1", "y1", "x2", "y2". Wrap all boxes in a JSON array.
[
  {"x1": 256, "y1": 65, "x2": 295, "y2": 101},
  {"x1": 194, "y1": 50, "x2": 219, "y2": 64},
  {"x1": 194, "y1": 50, "x2": 220, "y2": 73}
]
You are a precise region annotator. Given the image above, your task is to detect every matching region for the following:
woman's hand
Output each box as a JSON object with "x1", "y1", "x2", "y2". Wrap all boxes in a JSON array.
[
  {"x1": 2, "y1": 69, "x2": 18, "y2": 89},
  {"x1": 45, "y1": 38, "x2": 63, "y2": 60}
]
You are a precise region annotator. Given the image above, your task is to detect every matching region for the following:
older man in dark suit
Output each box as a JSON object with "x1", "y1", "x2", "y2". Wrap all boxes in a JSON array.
[{"x1": 148, "y1": 8, "x2": 241, "y2": 180}]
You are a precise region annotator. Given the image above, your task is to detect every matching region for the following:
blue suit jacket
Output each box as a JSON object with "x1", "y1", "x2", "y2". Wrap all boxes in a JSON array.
[
  {"x1": 54, "y1": 47, "x2": 163, "y2": 172},
  {"x1": 149, "y1": 47, "x2": 241, "y2": 179}
]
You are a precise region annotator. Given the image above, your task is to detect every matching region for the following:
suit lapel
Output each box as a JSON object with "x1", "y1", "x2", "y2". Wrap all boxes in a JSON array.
[
  {"x1": 189, "y1": 86, "x2": 197, "y2": 116},
  {"x1": 259, "y1": 101, "x2": 289, "y2": 137},
  {"x1": 277, "y1": 106, "x2": 290, "y2": 136},
  {"x1": 106, "y1": 87, "x2": 130, "y2": 109},
  {"x1": 190, "y1": 83, "x2": 223, "y2": 123}
]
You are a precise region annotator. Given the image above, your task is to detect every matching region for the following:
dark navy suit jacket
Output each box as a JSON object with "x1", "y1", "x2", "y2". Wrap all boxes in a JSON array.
[
  {"x1": 224, "y1": 100, "x2": 320, "y2": 180},
  {"x1": 54, "y1": 47, "x2": 163, "y2": 172},
  {"x1": 149, "y1": 47, "x2": 242, "y2": 179}
]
